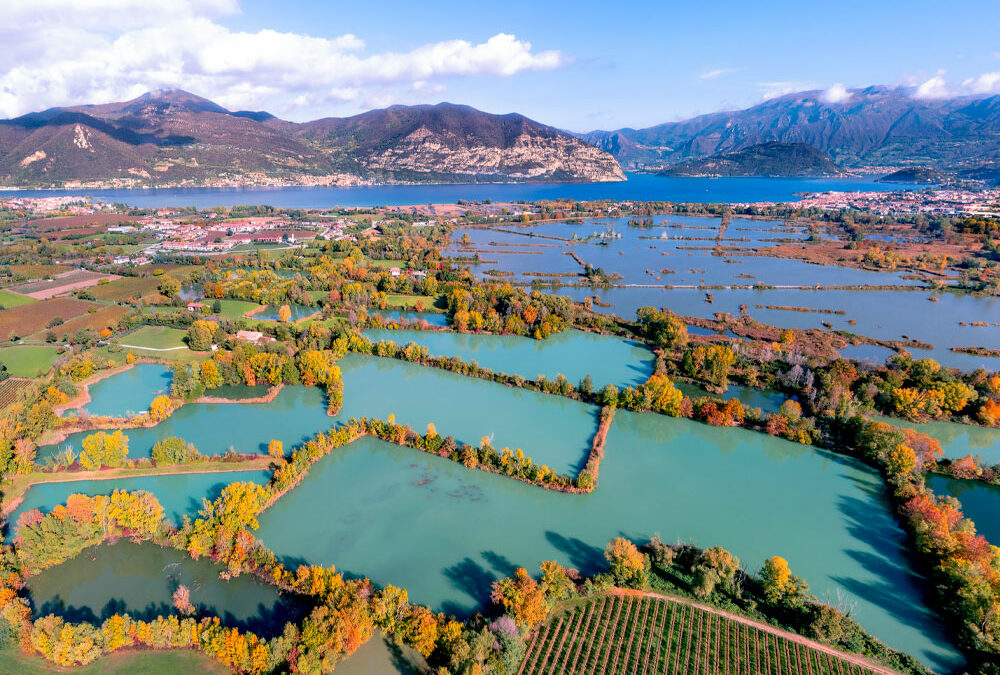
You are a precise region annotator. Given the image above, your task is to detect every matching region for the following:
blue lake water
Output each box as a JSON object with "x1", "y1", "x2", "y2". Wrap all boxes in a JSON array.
[{"x1": 1, "y1": 174, "x2": 923, "y2": 208}]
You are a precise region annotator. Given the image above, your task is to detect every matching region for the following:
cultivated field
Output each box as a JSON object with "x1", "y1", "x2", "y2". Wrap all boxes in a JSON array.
[
  {"x1": 5, "y1": 264, "x2": 70, "y2": 281},
  {"x1": 51, "y1": 305, "x2": 129, "y2": 337},
  {"x1": 520, "y1": 592, "x2": 896, "y2": 675},
  {"x1": 0, "y1": 378, "x2": 32, "y2": 410},
  {"x1": 87, "y1": 276, "x2": 163, "y2": 302},
  {"x1": 0, "y1": 298, "x2": 94, "y2": 337},
  {"x1": 10, "y1": 270, "x2": 115, "y2": 299}
]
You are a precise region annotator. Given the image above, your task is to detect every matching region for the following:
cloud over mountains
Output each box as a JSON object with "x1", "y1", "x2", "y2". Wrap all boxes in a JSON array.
[{"x1": 0, "y1": 0, "x2": 564, "y2": 119}]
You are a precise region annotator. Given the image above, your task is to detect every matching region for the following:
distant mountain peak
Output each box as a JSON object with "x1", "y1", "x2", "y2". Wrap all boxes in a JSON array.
[
  {"x1": 581, "y1": 86, "x2": 1000, "y2": 169},
  {"x1": 124, "y1": 89, "x2": 229, "y2": 115},
  {"x1": 0, "y1": 92, "x2": 624, "y2": 186}
]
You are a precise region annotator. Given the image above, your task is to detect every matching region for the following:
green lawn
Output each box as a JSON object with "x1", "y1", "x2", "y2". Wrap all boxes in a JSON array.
[
  {"x1": 0, "y1": 289, "x2": 37, "y2": 309},
  {"x1": 116, "y1": 326, "x2": 187, "y2": 350},
  {"x1": 213, "y1": 299, "x2": 260, "y2": 319},
  {"x1": 385, "y1": 294, "x2": 437, "y2": 310},
  {"x1": 0, "y1": 345, "x2": 61, "y2": 377},
  {"x1": 0, "y1": 644, "x2": 229, "y2": 674},
  {"x1": 366, "y1": 259, "x2": 407, "y2": 269}
]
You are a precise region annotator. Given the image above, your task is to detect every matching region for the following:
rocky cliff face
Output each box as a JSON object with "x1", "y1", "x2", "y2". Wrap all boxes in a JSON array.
[
  {"x1": 0, "y1": 91, "x2": 624, "y2": 186},
  {"x1": 361, "y1": 124, "x2": 624, "y2": 181}
]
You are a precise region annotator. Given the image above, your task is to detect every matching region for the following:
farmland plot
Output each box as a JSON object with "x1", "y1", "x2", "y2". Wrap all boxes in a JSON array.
[{"x1": 520, "y1": 592, "x2": 898, "y2": 675}]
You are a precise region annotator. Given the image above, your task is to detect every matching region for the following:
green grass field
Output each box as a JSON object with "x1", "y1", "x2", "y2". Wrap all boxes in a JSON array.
[
  {"x1": 367, "y1": 259, "x2": 407, "y2": 269},
  {"x1": 0, "y1": 289, "x2": 37, "y2": 309},
  {"x1": 0, "y1": 345, "x2": 61, "y2": 377},
  {"x1": 213, "y1": 299, "x2": 260, "y2": 319},
  {"x1": 116, "y1": 326, "x2": 187, "y2": 350},
  {"x1": 0, "y1": 644, "x2": 229, "y2": 675},
  {"x1": 521, "y1": 592, "x2": 887, "y2": 675},
  {"x1": 384, "y1": 294, "x2": 437, "y2": 309}
]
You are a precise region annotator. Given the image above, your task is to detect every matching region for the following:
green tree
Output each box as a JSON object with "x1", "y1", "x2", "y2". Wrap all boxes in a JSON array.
[
  {"x1": 636, "y1": 306, "x2": 688, "y2": 348},
  {"x1": 79, "y1": 430, "x2": 129, "y2": 470}
]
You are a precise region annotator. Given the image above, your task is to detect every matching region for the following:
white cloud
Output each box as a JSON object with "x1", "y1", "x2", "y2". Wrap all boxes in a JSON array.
[
  {"x1": 963, "y1": 71, "x2": 1000, "y2": 94},
  {"x1": 913, "y1": 71, "x2": 950, "y2": 99},
  {"x1": 699, "y1": 68, "x2": 736, "y2": 81},
  {"x1": 757, "y1": 81, "x2": 813, "y2": 101},
  {"x1": 0, "y1": 1, "x2": 565, "y2": 119},
  {"x1": 822, "y1": 83, "x2": 851, "y2": 104}
]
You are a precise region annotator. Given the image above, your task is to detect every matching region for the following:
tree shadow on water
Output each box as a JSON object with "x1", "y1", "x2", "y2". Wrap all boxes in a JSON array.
[
  {"x1": 442, "y1": 556, "x2": 497, "y2": 617},
  {"x1": 481, "y1": 550, "x2": 517, "y2": 578},
  {"x1": 385, "y1": 636, "x2": 427, "y2": 674},
  {"x1": 544, "y1": 531, "x2": 604, "y2": 574},
  {"x1": 833, "y1": 494, "x2": 961, "y2": 671}
]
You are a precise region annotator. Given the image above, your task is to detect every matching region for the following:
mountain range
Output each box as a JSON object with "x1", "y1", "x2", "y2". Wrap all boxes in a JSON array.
[
  {"x1": 4, "y1": 85, "x2": 1000, "y2": 187},
  {"x1": 582, "y1": 86, "x2": 1000, "y2": 170},
  {"x1": 0, "y1": 90, "x2": 625, "y2": 187}
]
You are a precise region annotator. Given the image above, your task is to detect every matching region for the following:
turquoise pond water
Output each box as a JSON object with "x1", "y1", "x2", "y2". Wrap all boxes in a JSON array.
[
  {"x1": 675, "y1": 381, "x2": 786, "y2": 414},
  {"x1": 875, "y1": 416, "x2": 1000, "y2": 464},
  {"x1": 361, "y1": 328, "x2": 655, "y2": 388},
  {"x1": 5, "y1": 469, "x2": 272, "y2": 531},
  {"x1": 928, "y1": 475, "x2": 1000, "y2": 547},
  {"x1": 39, "y1": 354, "x2": 599, "y2": 476},
  {"x1": 76, "y1": 364, "x2": 172, "y2": 418},
  {"x1": 27, "y1": 350, "x2": 964, "y2": 668},
  {"x1": 254, "y1": 416, "x2": 961, "y2": 671},
  {"x1": 25, "y1": 540, "x2": 303, "y2": 635}
]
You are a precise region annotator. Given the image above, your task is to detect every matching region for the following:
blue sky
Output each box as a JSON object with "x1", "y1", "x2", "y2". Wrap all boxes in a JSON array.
[{"x1": 2, "y1": 0, "x2": 999, "y2": 130}]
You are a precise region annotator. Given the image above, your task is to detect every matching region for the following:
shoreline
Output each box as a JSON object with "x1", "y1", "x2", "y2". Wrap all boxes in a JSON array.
[
  {"x1": 194, "y1": 383, "x2": 283, "y2": 405},
  {"x1": 1, "y1": 457, "x2": 273, "y2": 519},
  {"x1": 54, "y1": 361, "x2": 139, "y2": 416}
]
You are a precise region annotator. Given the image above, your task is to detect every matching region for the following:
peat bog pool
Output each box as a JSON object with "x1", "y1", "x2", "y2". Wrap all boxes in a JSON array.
[{"x1": 445, "y1": 215, "x2": 1000, "y2": 370}]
